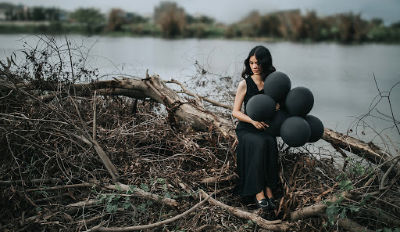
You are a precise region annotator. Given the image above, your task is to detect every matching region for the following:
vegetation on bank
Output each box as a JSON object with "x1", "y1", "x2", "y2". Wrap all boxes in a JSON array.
[
  {"x1": 0, "y1": 2, "x2": 400, "y2": 43},
  {"x1": 1, "y1": 1, "x2": 400, "y2": 43}
]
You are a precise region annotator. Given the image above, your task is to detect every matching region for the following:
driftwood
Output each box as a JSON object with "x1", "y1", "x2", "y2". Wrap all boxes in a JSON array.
[{"x1": 27, "y1": 74, "x2": 234, "y2": 138}]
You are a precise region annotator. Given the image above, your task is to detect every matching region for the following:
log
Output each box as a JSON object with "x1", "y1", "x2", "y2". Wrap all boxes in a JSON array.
[{"x1": 21, "y1": 75, "x2": 234, "y2": 138}]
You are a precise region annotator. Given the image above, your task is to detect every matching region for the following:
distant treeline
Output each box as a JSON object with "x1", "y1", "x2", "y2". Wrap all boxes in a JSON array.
[
  {"x1": 0, "y1": 2, "x2": 399, "y2": 43},
  {"x1": 229, "y1": 9, "x2": 400, "y2": 43}
]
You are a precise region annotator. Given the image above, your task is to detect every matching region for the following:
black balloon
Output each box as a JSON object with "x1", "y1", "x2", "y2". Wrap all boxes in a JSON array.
[
  {"x1": 305, "y1": 115, "x2": 324, "y2": 142},
  {"x1": 285, "y1": 87, "x2": 314, "y2": 116},
  {"x1": 265, "y1": 110, "x2": 289, "y2": 136},
  {"x1": 280, "y1": 116, "x2": 311, "y2": 147},
  {"x1": 263, "y1": 71, "x2": 291, "y2": 102},
  {"x1": 246, "y1": 94, "x2": 276, "y2": 121}
]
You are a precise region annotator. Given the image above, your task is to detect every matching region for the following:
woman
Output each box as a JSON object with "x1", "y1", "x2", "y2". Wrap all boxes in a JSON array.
[{"x1": 232, "y1": 45, "x2": 279, "y2": 209}]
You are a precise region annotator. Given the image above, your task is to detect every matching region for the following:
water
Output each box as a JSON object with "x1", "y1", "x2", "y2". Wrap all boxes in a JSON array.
[{"x1": 1, "y1": 34, "x2": 399, "y2": 150}]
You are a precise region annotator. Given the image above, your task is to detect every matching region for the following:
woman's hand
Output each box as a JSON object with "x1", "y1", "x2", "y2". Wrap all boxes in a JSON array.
[
  {"x1": 275, "y1": 103, "x2": 280, "y2": 111},
  {"x1": 251, "y1": 120, "x2": 269, "y2": 130}
]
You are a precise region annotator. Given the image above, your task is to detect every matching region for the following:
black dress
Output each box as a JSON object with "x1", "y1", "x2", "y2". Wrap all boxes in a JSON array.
[{"x1": 235, "y1": 77, "x2": 279, "y2": 197}]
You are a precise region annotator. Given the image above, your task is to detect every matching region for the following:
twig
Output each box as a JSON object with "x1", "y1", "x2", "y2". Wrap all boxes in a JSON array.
[
  {"x1": 74, "y1": 134, "x2": 119, "y2": 182},
  {"x1": 26, "y1": 183, "x2": 93, "y2": 192},
  {"x1": 200, "y1": 173, "x2": 237, "y2": 184},
  {"x1": 105, "y1": 183, "x2": 178, "y2": 208},
  {"x1": 67, "y1": 199, "x2": 99, "y2": 208},
  {"x1": 92, "y1": 90, "x2": 97, "y2": 140},
  {"x1": 65, "y1": 36, "x2": 75, "y2": 82},
  {"x1": 0, "y1": 178, "x2": 62, "y2": 186},
  {"x1": 380, "y1": 156, "x2": 400, "y2": 190},
  {"x1": 84, "y1": 221, "x2": 106, "y2": 232},
  {"x1": 166, "y1": 79, "x2": 233, "y2": 110}
]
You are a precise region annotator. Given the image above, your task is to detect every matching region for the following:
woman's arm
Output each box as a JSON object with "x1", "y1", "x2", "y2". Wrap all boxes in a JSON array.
[{"x1": 232, "y1": 80, "x2": 269, "y2": 130}]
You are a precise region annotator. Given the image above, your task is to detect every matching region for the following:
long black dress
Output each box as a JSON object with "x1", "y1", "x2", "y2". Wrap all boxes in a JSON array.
[{"x1": 235, "y1": 77, "x2": 279, "y2": 197}]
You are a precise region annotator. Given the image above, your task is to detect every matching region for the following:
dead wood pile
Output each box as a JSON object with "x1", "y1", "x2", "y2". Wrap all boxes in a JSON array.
[{"x1": 0, "y1": 38, "x2": 399, "y2": 232}]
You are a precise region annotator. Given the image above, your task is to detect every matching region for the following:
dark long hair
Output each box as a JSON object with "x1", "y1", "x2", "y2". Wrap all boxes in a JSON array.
[{"x1": 241, "y1": 45, "x2": 276, "y2": 80}]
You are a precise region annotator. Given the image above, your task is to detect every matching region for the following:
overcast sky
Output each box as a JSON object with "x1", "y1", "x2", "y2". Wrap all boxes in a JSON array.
[{"x1": 11, "y1": 0, "x2": 400, "y2": 25}]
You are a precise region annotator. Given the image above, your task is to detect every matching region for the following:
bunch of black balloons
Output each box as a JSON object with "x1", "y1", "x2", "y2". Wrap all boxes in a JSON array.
[{"x1": 245, "y1": 71, "x2": 324, "y2": 147}]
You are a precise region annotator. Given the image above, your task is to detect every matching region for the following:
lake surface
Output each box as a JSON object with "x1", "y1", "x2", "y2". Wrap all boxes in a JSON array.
[{"x1": 1, "y1": 34, "x2": 399, "y2": 149}]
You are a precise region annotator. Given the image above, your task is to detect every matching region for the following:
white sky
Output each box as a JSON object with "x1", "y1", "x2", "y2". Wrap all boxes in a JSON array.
[{"x1": 11, "y1": 0, "x2": 400, "y2": 25}]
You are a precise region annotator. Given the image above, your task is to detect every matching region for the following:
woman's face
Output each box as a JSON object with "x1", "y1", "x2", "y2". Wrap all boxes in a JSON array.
[{"x1": 249, "y1": 55, "x2": 261, "y2": 75}]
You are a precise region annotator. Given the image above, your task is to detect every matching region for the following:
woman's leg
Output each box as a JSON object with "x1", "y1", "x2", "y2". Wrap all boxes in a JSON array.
[
  {"x1": 265, "y1": 186, "x2": 274, "y2": 199},
  {"x1": 256, "y1": 190, "x2": 266, "y2": 201}
]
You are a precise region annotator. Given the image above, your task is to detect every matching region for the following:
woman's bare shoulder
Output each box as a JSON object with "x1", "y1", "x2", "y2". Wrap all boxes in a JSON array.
[{"x1": 237, "y1": 79, "x2": 246, "y2": 89}]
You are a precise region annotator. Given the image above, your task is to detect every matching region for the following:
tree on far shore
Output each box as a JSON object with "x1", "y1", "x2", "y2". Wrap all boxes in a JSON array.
[
  {"x1": 154, "y1": 1, "x2": 186, "y2": 38},
  {"x1": 69, "y1": 8, "x2": 105, "y2": 34}
]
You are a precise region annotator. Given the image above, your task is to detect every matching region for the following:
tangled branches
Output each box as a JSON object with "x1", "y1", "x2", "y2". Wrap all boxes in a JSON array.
[{"x1": 1, "y1": 36, "x2": 400, "y2": 231}]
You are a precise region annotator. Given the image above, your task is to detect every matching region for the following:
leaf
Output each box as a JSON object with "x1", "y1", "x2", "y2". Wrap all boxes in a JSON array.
[
  {"x1": 128, "y1": 185, "x2": 136, "y2": 194},
  {"x1": 137, "y1": 203, "x2": 147, "y2": 212},
  {"x1": 326, "y1": 205, "x2": 340, "y2": 224},
  {"x1": 348, "y1": 205, "x2": 360, "y2": 213},
  {"x1": 107, "y1": 194, "x2": 115, "y2": 203},
  {"x1": 140, "y1": 183, "x2": 150, "y2": 192},
  {"x1": 339, "y1": 179, "x2": 354, "y2": 191},
  {"x1": 106, "y1": 203, "x2": 118, "y2": 213},
  {"x1": 122, "y1": 199, "x2": 131, "y2": 210},
  {"x1": 339, "y1": 208, "x2": 347, "y2": 218},
  {"x1": 164, "y1": 192, "x2": 172, "y2": 199}
]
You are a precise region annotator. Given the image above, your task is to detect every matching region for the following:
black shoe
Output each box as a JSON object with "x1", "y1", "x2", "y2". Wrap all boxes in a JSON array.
[
  {"x1": 267, "y1": 197, "x2": 277, "y2": 210},
  {"x1": 255, "y1": 197, "x2": 269, "y2": 209}
]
